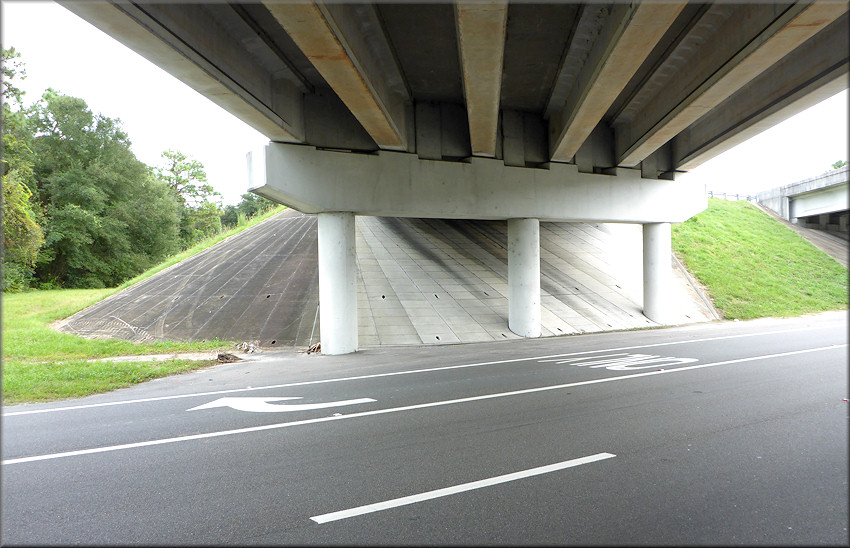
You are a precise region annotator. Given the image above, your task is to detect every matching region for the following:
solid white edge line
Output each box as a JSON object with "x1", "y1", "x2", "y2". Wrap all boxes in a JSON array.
[
  {"x1": 2, "y1": 344, "x2": 843, "y2": 466},
  {"x1": 309, "y1": 452, "x2": 616, "y2": 524},
  {"x1": 3, "y1": 325, "x2": 840, "y2": 417}
]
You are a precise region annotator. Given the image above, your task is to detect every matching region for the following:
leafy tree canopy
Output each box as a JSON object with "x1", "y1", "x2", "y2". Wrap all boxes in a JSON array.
[
  {"x1": 221, "y1": 192, "x2": 277, "y2": 228},
  {"x1": 154, "y1": 149, "x2": 222, "y2": 248},
  {"x1": 2, "y1": 47, "x2": 44, "y2": 291},
  {"x1": 30, "y1": 90, "x2": 180, "y2": 288},
  {"x1": 2, "y1": 48, "x2": 243, "y2": 291},
  {"x1": 2, "y1": 47, "x2": 26, "y2": 106},
  {"x1": 155, "y1": 149, "x2": 220, "y2": 209}
]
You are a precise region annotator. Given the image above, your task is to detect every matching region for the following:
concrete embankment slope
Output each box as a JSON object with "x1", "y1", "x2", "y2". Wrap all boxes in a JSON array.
[{"x1": 58, "y1": 210, "x2": 717, "y2": 349}]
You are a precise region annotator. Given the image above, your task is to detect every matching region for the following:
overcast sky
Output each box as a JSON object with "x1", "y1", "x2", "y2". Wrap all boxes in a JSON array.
[{"x1": 2, "y1": 0, "x2": 848, "y2": 205}]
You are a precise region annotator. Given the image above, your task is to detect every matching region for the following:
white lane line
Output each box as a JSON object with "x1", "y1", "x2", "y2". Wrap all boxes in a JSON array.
[
  {"x1": 3, "y1": 344, "x2": 843, "y2": 466},
  {"x1": 310, "y1": 452, "x2": 616, "y2": 524},
  {"x1": 3, "y1": 325, "x2": 839, "y2": 417}
]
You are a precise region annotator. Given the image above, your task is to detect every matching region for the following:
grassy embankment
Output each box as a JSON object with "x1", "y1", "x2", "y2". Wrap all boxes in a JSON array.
[
  {"x1": 1, "y1": 206, "x2": 286, "y2": 405},
  {"x1": 672, "y1": 198, "x2": 847, "y2": 319},
  {"x1": 3, "y1": 200, "x2": 846, "y2": 405}
]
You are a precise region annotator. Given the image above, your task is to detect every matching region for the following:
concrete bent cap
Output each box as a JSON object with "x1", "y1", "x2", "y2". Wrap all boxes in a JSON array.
[{"x1": 249, "y1": 144, "x2": 707, "y2": 223}]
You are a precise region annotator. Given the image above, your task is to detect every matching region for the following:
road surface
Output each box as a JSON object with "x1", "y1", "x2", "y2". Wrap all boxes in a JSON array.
[{"x1": 2, "y1": 312, "x2": 847, "y2": 545}]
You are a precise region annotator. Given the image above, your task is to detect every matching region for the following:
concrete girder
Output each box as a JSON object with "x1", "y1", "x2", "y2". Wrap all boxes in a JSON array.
[
  {"x1": 615, "y1": 1, "x2": 849, "y2": 168},
  {"x1": 59, "y1": 1, "x2": 304, "y2": 142},
  {"x1": 248, "y1": 143, "x2": 706, "y2": 224},
  {"x1": 673, "y1": 14, "x2": 850, "y2": 171},
  {"x1": 790, "y1": 183, "x2": 850, "y2": 220},
  {"x1": 548, "y1": 2, "x2": 687, "y2": 163},
  {"x1": 414, "y1": 102, "x2": 472, "y2": 162},
  {"x1": 455, "y1": 2, "x2": 508, "y2": 158},
  {"x1": 502, "y1": 110, "x2": 548, "y2": 168},
  {"x1": 264, "y1": 1, "x2": 410, "y2": 151}
]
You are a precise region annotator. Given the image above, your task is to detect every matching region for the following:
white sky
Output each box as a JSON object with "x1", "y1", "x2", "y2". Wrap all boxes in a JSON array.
[{"x1": 2, "y1": 0, "x2": 848, "y2": 205}]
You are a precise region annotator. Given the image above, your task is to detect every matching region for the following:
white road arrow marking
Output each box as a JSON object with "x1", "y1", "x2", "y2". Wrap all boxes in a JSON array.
[{"x1": 187, "y1": 396, "x2": 376, "y2": 413}]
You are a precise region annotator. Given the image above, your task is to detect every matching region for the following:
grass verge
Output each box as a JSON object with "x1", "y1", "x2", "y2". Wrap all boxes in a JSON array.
[
  {"x1": 672, "y1": 198, "x2": 847, "y2": 319},
  {"x1": 2, "y1": 288, "x2": 228, "y2": 405},
  {"x1": 1, "y1": 206, "x2": 286, "y2": 405}
]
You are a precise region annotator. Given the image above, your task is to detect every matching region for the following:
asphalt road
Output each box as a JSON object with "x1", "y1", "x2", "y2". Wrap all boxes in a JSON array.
[{"x1": 2, "y1": 312, "x2": 847, "y2": 545}]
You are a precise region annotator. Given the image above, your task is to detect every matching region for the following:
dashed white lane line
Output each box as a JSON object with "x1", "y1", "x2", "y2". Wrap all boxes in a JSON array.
[
  {"x1": 2, "y1": 344, "x2": 843, "y2": 466},
  {"x1": 310, "y1": 452, "x2": 616, "y2": 524},
  {"x1": 3, "y1": 325, "x2": 838, "y2": 417}
]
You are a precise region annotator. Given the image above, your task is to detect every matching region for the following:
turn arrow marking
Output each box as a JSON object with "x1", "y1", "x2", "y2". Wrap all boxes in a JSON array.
[{"x1": 187, "y1": 396, "x2": 376, "y2": 413}]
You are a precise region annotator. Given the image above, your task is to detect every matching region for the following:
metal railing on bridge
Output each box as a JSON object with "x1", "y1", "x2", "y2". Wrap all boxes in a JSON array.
[{"x1": 707, "y1": 190, "x2": 756, "y2": 201}]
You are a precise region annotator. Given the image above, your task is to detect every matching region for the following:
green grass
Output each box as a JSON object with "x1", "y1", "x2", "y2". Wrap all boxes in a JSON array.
[
  {"x1": 672, "y1": 198, "x2": 848, "y2": 319},
  {"x1": 1, "y1": 206, "x2": 287, "y2": 405},
  {"x1": 1, "y1": 288, "x2": 229, "y2": 405}
]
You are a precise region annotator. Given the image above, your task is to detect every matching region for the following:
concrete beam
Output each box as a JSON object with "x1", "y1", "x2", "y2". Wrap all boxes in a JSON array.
[
  {"x1": 59, "y1": 1, "x2": 304, "y2": 142},
  {"x1": 248, "y1": 143, "x2": 706, "y2": 223},
  {"x1": 548, "y1": 2, "x2": 686, "y2": 163},
  {"x1": 264, "y1": 1, "x2": 410, "y2": 151},
  {"x1": 502, "y1": 110, "x2": 548, "y2": 168},
  {"x1": 455, "y1": 2, "x2": 508, "y2": 158},
  {"x1": 790, "y1": 183, "x2": 849, "y2": 219},
  {"x1": 673, "y1": 14, "x2": 849, "y2": 171},
  {"x1": 616, "y1": 1, "x2": 848, "y2": 167},
  {"x1": 414, "y1": 102, "x2": 472, "y2": 161}
]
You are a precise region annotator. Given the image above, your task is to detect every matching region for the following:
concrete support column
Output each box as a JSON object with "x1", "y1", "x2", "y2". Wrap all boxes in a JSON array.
[
  {"x1": 642, "y1": 222, "x2": 672, "y2": 324},
  {"x1": 317, "y1": 212, "x2": 358, "y2": 355},
  {"x1": 508, "y1": 218, "x2": 541, "y2": 338}
]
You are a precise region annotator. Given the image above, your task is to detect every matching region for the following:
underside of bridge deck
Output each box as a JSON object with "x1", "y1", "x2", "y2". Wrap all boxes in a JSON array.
[{"x1": 61, "y1": 1, "x2": 849, "y2": 353}]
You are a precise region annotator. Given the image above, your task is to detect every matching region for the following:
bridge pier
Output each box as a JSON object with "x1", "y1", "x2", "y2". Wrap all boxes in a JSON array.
[
  {"x1": 642, "y1": 222, "x2": 672, "y2": 324},
  {"x1": 508, "y1": 218, "x2": 541, "y2": 338},
  {"x1": 317, "y1": 212, "x2": 358, "y2": 355}
]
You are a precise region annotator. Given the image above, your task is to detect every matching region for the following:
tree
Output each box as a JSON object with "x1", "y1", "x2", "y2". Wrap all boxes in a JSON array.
[
  {"x1": 220, "y1": 192, "x2": 277, "y2": 228},
  {"x1": 2, "y1": 169, "x2": 44, "y2": 291},
  {"x1": 30, "y1": 90, "x2": 179, "y2": 288},
  {"x1": 182, "y1": 201, "x2": 222, "y2": 245},
  {"x1": 2, "y1": 47, "x2": 26, "y2": 106},
  {"x1": 155, "y1": 149, "x2": 218, "y2": 208},
  {"x1": 2, "y1": 47, "x2": 44, "y2": 291},
  {"x1": 154, "y1": 149, "x2": 222, "y2": 248},
  {"x1": 832, "y1": 160, "x2": 848, "y2": 170},
  {"x1": 236, "y1": 192, "x2": 276, "y2": 218},
  {"x1": 220, "y1": 204, "x2": 240, "y2": 228}
]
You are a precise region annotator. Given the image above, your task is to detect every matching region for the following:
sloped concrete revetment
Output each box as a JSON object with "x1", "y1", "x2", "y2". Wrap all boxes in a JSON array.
[{"x1": 57, "y1": 210, "x2": 717, "y2": 349}]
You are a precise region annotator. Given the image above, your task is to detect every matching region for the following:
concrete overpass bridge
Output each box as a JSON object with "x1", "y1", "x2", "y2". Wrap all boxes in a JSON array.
[
  {"x1": 757, "y1": 165, "x2": 849, "y2": 239},
  {"x1": 62, "y1": 1, "x2": 849, "y2": 354}
]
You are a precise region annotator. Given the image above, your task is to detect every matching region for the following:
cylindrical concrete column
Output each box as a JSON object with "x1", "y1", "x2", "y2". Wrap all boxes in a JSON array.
[
  {"x1": 318, "y1": 212, "x2": 358, "y2": 355},
  {"x1": 643, "y1": 222, "x2": 672, "y2": 324},
  {"x1": 508, "y1": 218, "x2": 541, "y2": 338}
]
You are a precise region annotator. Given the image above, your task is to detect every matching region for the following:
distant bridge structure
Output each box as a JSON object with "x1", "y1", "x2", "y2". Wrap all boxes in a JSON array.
[
  {"x1": 61, "y1": 1, "x2": 849, "y2": 353},
  {"x1": 757, "y1": 165, "x2": 849, "y2": 239}
]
